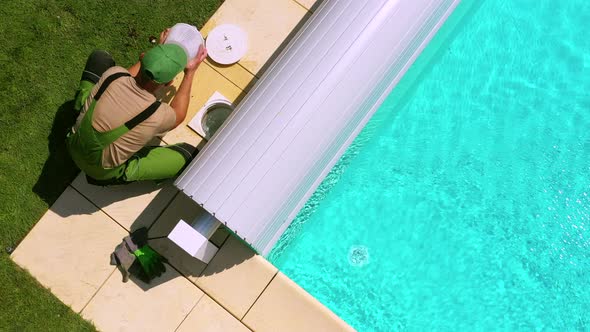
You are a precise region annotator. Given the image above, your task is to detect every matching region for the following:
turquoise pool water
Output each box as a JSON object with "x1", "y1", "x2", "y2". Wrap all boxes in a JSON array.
[{"x1": 269, "y1": 0, "x2": 590, "y2": 330}]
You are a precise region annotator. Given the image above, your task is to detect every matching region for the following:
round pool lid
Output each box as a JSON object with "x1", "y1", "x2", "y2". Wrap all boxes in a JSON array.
[{"x1": 206, "y1": 24, "x2": 248, "y2": 65}]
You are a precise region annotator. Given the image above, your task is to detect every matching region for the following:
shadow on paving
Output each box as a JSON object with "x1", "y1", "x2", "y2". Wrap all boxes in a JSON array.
[
  {"x1": 124, "y1": 190, "x2": 255, "y2": 291},
  {"x1": 110, "y1": 190, "x2": 253, "y2": 291}
]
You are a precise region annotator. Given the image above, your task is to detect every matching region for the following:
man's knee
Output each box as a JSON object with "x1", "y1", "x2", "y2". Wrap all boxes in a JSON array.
[
  {"x1": 81, "y1": 50, "x2": 115, "y2": 84},
  {"x1": 166, "y1": 143, "x2": 198, "y2": 163}
]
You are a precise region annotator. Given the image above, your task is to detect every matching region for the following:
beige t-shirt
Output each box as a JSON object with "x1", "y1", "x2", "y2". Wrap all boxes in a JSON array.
[{"x1": 75, "y1": 67, "x2": 176, "y2": 168}]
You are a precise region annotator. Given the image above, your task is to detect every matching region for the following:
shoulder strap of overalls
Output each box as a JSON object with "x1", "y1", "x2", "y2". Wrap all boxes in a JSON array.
[
  {"x1": 94, "y1": 72, "x2": 131, "y2": 101},
  {"x1": 125, "y1": 100, "x2": 161, "y2": 130}
]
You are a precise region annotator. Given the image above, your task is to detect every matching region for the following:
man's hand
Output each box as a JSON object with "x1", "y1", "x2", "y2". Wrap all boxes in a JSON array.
[
  {"x1": 159, "y1": 28, "x2": 170, "y2": 44},
  {"x1": 184, "y1": 46, "x2": 208, "y2": 74}
]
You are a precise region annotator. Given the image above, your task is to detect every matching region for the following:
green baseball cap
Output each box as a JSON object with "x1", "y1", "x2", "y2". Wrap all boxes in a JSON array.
[{"x1": 141, "y1": 44, "x2": 188, "y2": 83}]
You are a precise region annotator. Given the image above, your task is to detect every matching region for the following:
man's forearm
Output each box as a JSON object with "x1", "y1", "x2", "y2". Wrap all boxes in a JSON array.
[{"x1": 171, "y1": 70, "x2": 196, "y2": 128}]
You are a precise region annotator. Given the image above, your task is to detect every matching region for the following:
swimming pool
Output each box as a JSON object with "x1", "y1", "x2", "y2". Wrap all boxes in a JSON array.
[{"x1": 268, "y1": 0, "x2": 590, "y2": 330}]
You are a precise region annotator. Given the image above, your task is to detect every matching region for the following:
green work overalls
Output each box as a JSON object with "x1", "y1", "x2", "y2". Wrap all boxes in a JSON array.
[{"x1": 67, "y1": 72, "x2": 193, "y2": 185}]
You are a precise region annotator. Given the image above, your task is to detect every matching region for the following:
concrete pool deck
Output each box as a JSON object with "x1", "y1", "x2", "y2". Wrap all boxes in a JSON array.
[{"x1": 11, "y1": 0, "x2": 354, "y2": 331}]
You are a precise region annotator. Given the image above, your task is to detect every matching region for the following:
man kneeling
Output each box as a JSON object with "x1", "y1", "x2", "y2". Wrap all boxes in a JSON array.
[{"x1": 67, "y1": 30, "x2": 207, "y2": 185}]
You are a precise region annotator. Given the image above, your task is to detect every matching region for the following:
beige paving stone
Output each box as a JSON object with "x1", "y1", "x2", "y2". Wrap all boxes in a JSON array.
[
  {"x1": 162, "y1": 63, "x2": 245, "y2": 146},
  {"x1": 196, "y1": 236, "x2": 277, "y2": 318},
  {"x1": 177, "y1": 295, "x2": 251, "y2": 332},
  {"x1": 204, "y1": 59, "x2": 258, "y2": 92},
  {"x1": 71, "y1": 173, "x2": 178, "y2": 231},
  {"x1": 11, "y1": 186, "x2": 125, "y2": 312},
  {"x1": 148, "y1": 192, "x2": 213, "y2": 279},
  {"x1": 243, "y1": 272, "x2": 354, "y2": 332},
  {"x1": 82, "y1": 263, "x2": 203, "y2": 332},
  {"x1": 200, "y1": 0, "x2": 309, "y2": 77}
]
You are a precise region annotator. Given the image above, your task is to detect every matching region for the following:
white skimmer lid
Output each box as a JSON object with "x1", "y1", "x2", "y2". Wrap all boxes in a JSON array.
[{"x1": 206, "y1": 24, "x2": 248, "y2": 65}]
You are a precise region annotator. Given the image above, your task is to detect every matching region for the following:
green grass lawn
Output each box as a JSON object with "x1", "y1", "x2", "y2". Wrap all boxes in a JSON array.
[{"x1": 0, "y1": 1, "x2": 221, "y2": 329}]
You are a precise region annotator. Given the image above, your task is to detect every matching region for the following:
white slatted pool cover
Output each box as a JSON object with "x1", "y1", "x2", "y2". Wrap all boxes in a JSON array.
[{"x1": 176, "y1": 0, "x2": 461, "y2": 255}]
